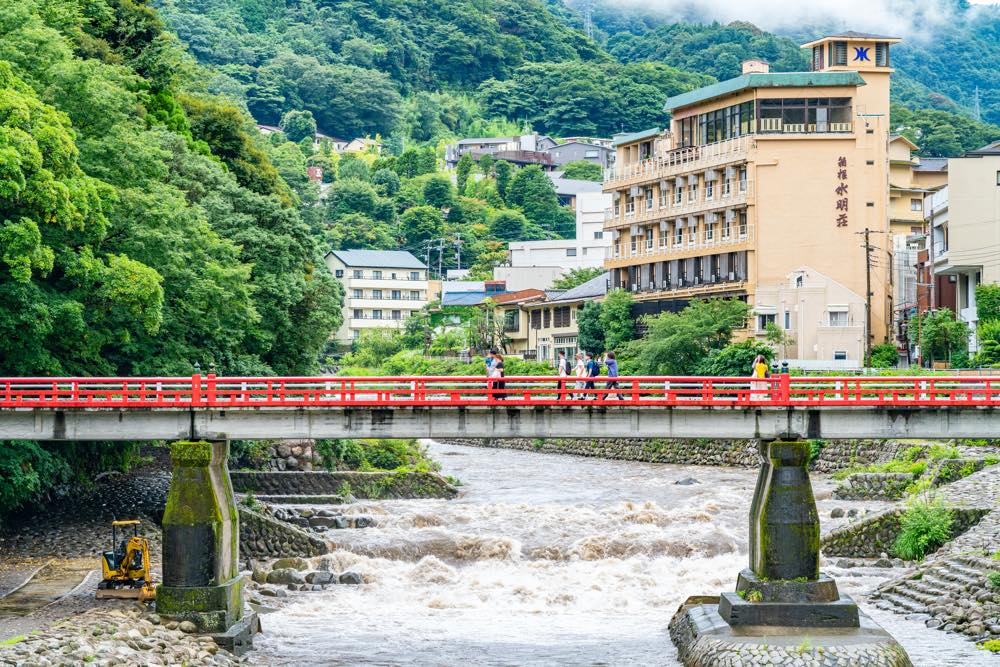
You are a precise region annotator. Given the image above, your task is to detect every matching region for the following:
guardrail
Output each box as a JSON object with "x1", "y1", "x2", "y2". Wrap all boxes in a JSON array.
[{"x1": 4, "y1": 375, "x2": 1000, "y2": 408}]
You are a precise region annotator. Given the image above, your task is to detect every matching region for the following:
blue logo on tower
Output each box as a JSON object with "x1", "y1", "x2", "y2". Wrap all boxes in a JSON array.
[{"x1": 853, "y1": 47, "x2": 871, "y2": 62}]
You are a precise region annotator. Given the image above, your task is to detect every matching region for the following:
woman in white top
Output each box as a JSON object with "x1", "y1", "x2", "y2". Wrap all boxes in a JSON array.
[{"x1": 573, "y1": 352, "x2": 587, "y2": 400}]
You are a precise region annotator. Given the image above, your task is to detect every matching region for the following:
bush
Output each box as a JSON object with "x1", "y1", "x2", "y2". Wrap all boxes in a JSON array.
[
  {"x1": 870, "y1": 342, "x2": 899, "y2": 368},
  {"x1": 314, "y1": 438, "x2": 438, "y2": 472},
  {"x1": 989, "y1": 572, "x2": 1000, "y2": 589},
  {"x1": 892, "y1": 496, "x2": 953, "y2": 560},
  {"x1": 695, "y1": 340, "x2": 773, "y2": 376}
]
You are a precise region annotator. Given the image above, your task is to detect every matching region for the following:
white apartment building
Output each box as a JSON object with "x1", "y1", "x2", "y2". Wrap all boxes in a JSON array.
[
  {"x1": 324, "y1": 250, "x2": 429, "y2": 346},
  {"x1": 494, "y1": 192, "x2": 613, "y2": 290}
]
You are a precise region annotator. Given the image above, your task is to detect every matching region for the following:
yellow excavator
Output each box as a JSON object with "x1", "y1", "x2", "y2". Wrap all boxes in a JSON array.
[{"x1": 96, "y1": 519, "x2": 156, "y2": 602}]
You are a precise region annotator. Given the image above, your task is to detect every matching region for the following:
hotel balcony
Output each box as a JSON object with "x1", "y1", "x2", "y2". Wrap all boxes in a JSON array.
[
  {"x1": 604, "y1": 135, "x2": 751, "y2": 189},
  {"x1": 606, "y1": 225, "x2": 755, "y2": 268},
  {"x1": 604, "y1": 180, "x2": 752, "y2": 230}
]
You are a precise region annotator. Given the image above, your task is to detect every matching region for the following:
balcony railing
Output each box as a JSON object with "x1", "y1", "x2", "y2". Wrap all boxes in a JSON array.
[
  {"x1": 604, "y1": 135, "x2": 751, "y2": 185},
  {"x1": 349, "y1": 295, "x2": 425, "y2": 302},
  {"x1": 605, "y1": 181, "x2": 752, "y2": 229},
  {"x1": 608, "y1": 225, "x2": 755, "y2": 261}
]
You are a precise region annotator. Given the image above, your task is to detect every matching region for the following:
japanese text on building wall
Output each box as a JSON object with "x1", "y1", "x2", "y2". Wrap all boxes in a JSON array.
[{"x1": 835, "y1": 156, "x2": 848, "y2": 227}]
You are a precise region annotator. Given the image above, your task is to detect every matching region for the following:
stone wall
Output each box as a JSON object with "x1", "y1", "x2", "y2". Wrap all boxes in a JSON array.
[
  {"x1": 234, "y1": 440, "x2": 322, "y2": 472},
  {"x1": 238, "y1": 506, "x2": 329, "y2": 560},
  {"x1": 810, "y1": 440, "x2": 909, "y2": 473},
  {"x1": 441, "y1": 438, "x2": 761, "y2": 467},
  {"x1": 833, "y1": 473, "x2": 915, "y2": 501},
  {"x1": 231, "y1": 471, "x2": 458, "y2": 500},
  {"x1": 821, "y1": 507, "x2": 990, "y2": 558}
]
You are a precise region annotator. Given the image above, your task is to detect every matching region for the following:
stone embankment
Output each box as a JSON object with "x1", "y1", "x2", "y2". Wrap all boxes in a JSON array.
[
  {"x1": 866, "y1": 463, "x2": 1000, "y2": 643},
  {"x1": 821, "y1": 507, "x2": 989, "y2": 558},
  {"x1": 239, "y1": 506, "x2": 329, "y2": 561},
  {"x1": 249, "y1": 555, "x2": 366, "y2": 597},
  {"x1": 0, "y1": 604, "x2": 238, "y2": 666},
  {"x1": 834, "y1": 455, "x2": 997, "y2": 500},
  {"x1": 231, "y1": 471, "x2": 458, "y2": 500},
  {"x1": 440, "y1": 437, "x2": 913, "y2": 470}
]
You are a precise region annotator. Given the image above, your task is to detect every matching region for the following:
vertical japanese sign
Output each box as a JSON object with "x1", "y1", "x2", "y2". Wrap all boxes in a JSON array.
[{"x1": 835, "y1": 156, "x2": 848, "y2": 227}]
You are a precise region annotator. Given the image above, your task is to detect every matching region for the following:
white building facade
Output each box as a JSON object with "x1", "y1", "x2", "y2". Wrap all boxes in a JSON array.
[
  {"x1": 495, "y1": 192, "x2": 613, "y2": 290},
  {"x1": 324, "y1": 250, "x2": 430, "y2": 346}
]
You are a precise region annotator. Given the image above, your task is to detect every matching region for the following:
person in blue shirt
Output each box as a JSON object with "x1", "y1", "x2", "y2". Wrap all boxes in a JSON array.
[
  {"x1": 584, "y1": 352, "x2": 600, "y2": 398},
  {"x1": 604, "y1": 351, "x2": 623, "y2": 400}
]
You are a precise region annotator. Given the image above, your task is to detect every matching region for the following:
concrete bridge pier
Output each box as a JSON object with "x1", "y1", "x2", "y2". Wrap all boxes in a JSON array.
[
  {"x1": 155, "y1": 440, "x2": 257, "y2": 654},
  {"x1": 669, "y1": 439, "x2": 912, "y2": 666}
]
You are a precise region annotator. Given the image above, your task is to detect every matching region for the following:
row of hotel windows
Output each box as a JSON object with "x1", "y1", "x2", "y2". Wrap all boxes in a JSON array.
[
  {"x1": 351, "y1": 288, "x2": 424, "y2": 301},
  {"x1": 614, "y1": 252, "x2": 748, "y2": 291},
  {"x1": 352, "y1": 309, "x2": 408, "y2": 322},
  {"x1": 504, "y1": 306, "x2": 575, "y2": 333},
  {"x1": 334, "y1": 269, "x2": 425, "y2": 281},
  {"x1": 675, "y1": 98, "x2": 853, "y2": 148},
  {"x1": 614, "y1": 170, "x2": 748, "y2": 216},
  {"x1": 614, "y1": 210, "x2": 749, "y2": 254}
]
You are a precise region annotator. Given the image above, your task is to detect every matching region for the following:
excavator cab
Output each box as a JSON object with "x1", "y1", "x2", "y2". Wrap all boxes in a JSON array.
[{"x1": 97, "y1": 519, "x2": 156, "y2": 602}]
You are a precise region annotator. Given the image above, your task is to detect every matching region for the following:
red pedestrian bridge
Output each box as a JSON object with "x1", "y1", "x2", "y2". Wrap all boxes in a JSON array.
[{"x1": 2, "y1": 374, "x2": 999, "y2": 441}]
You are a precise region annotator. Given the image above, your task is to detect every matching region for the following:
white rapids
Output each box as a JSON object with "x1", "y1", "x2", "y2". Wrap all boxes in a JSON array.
[{"x1": 254, "y1": 440, "x2": 993, "y2": 666}]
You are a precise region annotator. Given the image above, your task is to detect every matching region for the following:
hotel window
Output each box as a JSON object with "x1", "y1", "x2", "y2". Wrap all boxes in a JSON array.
[
  {"x1": 373, "y1": 270, "x2": 382, "y2": 279},
  {"x1": 594, "y1": 231, "x2": 604, "y2": 239},
  {"x1": 911, "y1": 198, "x2": 922, "y2": 211},
  {"x1": 784, "y1": 311, "x2": 791, "y2": 329},
  {"x1": 811, "y1": 45, "x2": 824, "y2": 71},
  {"x1": 688, "y1": 182, "x2": 698, "y2": 202},
  {"x1": 614, "y1": 198, "x2": 621, "y2": 216},
  {"x1": 674, "y1": 225, "x2": 683, "y2": 245},
  {"x1": 543, "y1": 308, "x2": 551, "y2": 328},
  {"x1": 554, "y1": 307, "x2": 571, "y2": 328},
  {"x1": 722, "y1": 217, "x2": 731, "y2": 239},
  {"x1": 335, "y1": 269, "x2": 344, "y2": 278},
  {"x1": 828, "y1": 311, "x2": 849, "y2": 327},
  {"x1": 353, "y1": 309, "x2": 363, "y2": 319},
  {"x1": 673, "y1": 187, "x2": 683, "y2": 205},
  {"x1": 531, "y1": 310, "x2": 542, "y2": 330},
  {"x1": 757, "y1": 313, "x2": 776, "y2": 332},
  {"x1": 833, "y1": 351, "x2": 848, "y2": 361},
  {"x1": 372, "y1": 309, "x2": 383, "y2": 320},
  {"x1": 353, "y1": 288, "x2": 363, "y2": 299},
  {"x1": 759, "y1": 98, "x2": 851, "y2": 133},
  {"x1": 410, "y1": 290, "x2": 420, "y2": 299},
  {"x1": 659, "y1": 188, "x2": 668, "y2": 208},
  {"x1": 391, "y1": 272, "x2": 397, "y2": 280},
  {"x1": 504, "y1": 310, "x2": 520, "y2": 332},
  {"x1": 410, "y1": 271, "x2": 420, "y2": 280},
  {"x1": 352, "y1": 330, "x2": 361, "y2": 339},
  {"x1": 625, "y1": 196, "x2": 635, "y2": 214},
  {"x1": 830, "y1": 41, "x2": 847, "y2": 66},
  {"x1": 645, "y1": 188, "x2": 654, "y2": 210},
  {"x1": 392, "y1": 310, "x2": 402, "y2": 320},
  {"x1": 566, "y1": 248, "x2": 578, "y2": 257},
  {"x1": 875, "y1": 42, "x2": 889, "y2": 67},
  {"x1": 705, "y1": 180, "x2": 714, "y2": 200},
  {"x1": 645, "y1": 228, "x2": 654, "y2": 249},
  {"x1": 372, "y1": 289, "x2": 383, "y2": 299},
  {"x1": 353, "y1": 270, "x2": 363, "y2": 279},
  {"x1": 706, "y1": 223, "x2": 714, "y2": 241},
  {"x1": 739, "y1": 210, "x2": 748, "y2": 236},
  {"x1": 689, "y1": 223, "x2": 697, "y2": 245},
  {"x1": 391, "y1": 290, "x2": 401, "y2": 300}
]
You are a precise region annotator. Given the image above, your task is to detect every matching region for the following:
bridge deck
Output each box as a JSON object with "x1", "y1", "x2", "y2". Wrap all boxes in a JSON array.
[{"x1": 2, "y1": 375, "x2": 1000, "y2": 441}]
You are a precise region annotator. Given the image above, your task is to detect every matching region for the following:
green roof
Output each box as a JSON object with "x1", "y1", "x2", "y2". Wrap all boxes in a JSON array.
[
  {"x1": 663, "y1": 71, "x2": 867, "y2": 112},
  {"x1": 611, "y1": 127, "x2": 661, "y2": 147}
]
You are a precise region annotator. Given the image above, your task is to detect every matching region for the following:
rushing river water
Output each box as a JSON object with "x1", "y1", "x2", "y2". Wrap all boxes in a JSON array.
[{"x1": 256, "y1": 441, "x2": 994, "y2": 666}]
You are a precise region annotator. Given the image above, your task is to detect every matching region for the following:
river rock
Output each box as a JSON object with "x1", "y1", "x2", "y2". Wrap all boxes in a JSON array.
[
  {"x1": 178, "y1": 621, "x2": 197, "y2": 634},
  {"x1": 830, "y1": 507, "x2": 845, "y2": 518},
  {"x1": 306, "y1": 571, "x2": 335, "y2": 585},
  {"x1": 874, "y1": 558, "x2": 894, "y2": 568},
  {"x1": 272, "y1": 557, "x2": 310, "y2": 571},
  {"x1": 268, "y1": 568, "x2": 307, "y2": 585},
  {"x1": 674, "y1": 477, "x2": 700, "y2": 485},
  {"x1": 308, "y1": 516, "x2": 342, "y2": 529},
  {"x1": 339, "y1": 571, "x2": 364, "y2": 585},
  {"x1": 354, "y1": 516, "x2": 375, "y2": 528}
]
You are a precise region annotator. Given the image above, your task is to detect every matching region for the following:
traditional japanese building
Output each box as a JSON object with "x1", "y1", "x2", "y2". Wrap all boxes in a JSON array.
[{"x1": 604, "y1": 33, "x2": 900, "y2": 365}]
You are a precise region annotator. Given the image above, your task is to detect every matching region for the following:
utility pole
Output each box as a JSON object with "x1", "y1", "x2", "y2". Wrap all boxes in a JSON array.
[
  {"x1": 860, "y1": 227, "x2": 874, "y2": 368},
  {"x1": 454, "y1": 235, "x2": 463, "y2": 272}
]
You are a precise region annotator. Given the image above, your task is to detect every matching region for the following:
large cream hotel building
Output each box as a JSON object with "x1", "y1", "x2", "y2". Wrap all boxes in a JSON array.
[{"x1": 604, "y1": 33, "x2": 899, "y2": 365}]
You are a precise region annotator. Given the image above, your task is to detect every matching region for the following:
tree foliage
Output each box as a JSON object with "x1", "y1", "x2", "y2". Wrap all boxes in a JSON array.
[
  {"x1": 576, "y1": 301, "x2": 605, "y2": 355},
  {"x1": 908, "y1": 308, "x2": 968, "y2": 364},
  {"x1": 695, "y1": 339, "x2": 773, "y2": 377},
  {"x1": 600, "y1": 289, "x2": 636, "y2": 352},
  {"x1": 560, "y1": 160, "x2": 603, "y2": 181},
  {"x1": 552, "y1": 267, "x2": 605, "y2": 290}
]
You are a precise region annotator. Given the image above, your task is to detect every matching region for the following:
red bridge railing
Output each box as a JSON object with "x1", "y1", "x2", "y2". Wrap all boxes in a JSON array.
[{"x1": 2, "y1": 374, "x2": 1000, "y2": 409}]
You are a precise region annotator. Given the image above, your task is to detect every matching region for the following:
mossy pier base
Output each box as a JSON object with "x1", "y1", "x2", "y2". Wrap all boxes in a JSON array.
[
  {"x1": 157, "y1": 440, "x2": 257, "y2": 654},
  {"x1": 670, "y1": 440, "x2": 911, "y2": 666}
]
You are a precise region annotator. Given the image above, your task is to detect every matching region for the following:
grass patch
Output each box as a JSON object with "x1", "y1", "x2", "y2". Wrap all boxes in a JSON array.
[
  {"x1": 979, "y1": 639, "x2": 1000, "y2": 652},
  {"x1": 988, "y1": 572, "x2": 1000, "y2": 589},
  {"x1": 0, "y1": 636, "x2": 26, "y2": 646},
  {"x1": 808, "y1": 440, "x2": 825, "y2": 464},
  {"x1": 892, "y1": 495, "x2": 954, "y2": 561},
  {"x1": 240, "y1": 491, "x2": 263, "y2": 511},
  {"x1": 316, "y1": 439, "x2": 441, "y2": 473}
]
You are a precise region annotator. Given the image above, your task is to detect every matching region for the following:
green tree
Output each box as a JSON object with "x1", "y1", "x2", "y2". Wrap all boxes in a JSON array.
[
  {"x1": 326, "y1": 213, "x2": 396, "y2": 250},
  {"x1": 600, "y1": 289, "x2": 636, "y2": 352},
  {"x1": 629, "y1": 299, "x2": 750, "y2": 375},
  {"x1": 372, "y1": 168, "x2": 400, "y2": 196},
  {"x1": 576, "y1": 301, "x2": 605, "y2": 356},
  {"x1": 696, "y1": 340, "x2": 773, "y2": 376},
  {"x1": 467, "y1": 240, "x2": 507, "y2": 280},
  {"x1": 561, "y1": 160, "x2": 603, "y2": 182},
  {"x1": 280, "y1": 109, "x2": 317, "y2": 143},
  {"x1": 488, "y1": 210, "x2": 527, "y2": 241},
  {"x1": 478, "y1": 154, "x2": 495, "y2": 177},
  {"x1": 327, "y1": 180, "x2": 394, "y2": 223},
  {"x1": 400, "y1": 205, "x2": 444, "y2": 251},
  {"x1": 553, "y1": 267, "x2": 605, "y2": 290},
  {"x1": 977, "y1": 320, "x2": 1000, "y2": 367},
  {"x1": 977, "y1": 284, "x2": 1000, "y2": 323},
  {"x1": 908, "y1": 308, "x2": 969, "y2": 365},
  {"x1": 869, "y1": 342, "x2": 900, "y2": 369},
  {"x1": 395, "y1": 147, "x2": 437, "y2": 179},
  {"x1": 506, "y1": 165, "x2": 574, "y2": 237},
  {"x1": 495, "y1": 160, "x2": 513, "y2": 202},
  {"x1": 338, "y1": 154, "x2": 371, "y2": 182},
  {"x1": 423, "y1": 175, "x2": 454, "y2": 209},
  {"x1": 456, "y1": 152, "x2": 475, "y2": 194}
]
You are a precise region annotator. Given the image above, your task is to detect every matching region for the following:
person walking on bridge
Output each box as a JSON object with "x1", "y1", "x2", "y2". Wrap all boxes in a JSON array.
[
  {"x1": 603, "y1": 351, "x2": 623, "y2": 400},
  {"x1": 557, "y1": 351, "x2": 571, "y2": 400},
  {"x1": 489, "y1": 352, "x2": 506, "y2": 400},
  {"x1": 750, "y1": 354, "x2": 769, "y2": 401},
  {"x1": 573, "y1": 352, "x2": 586, "y2": 400},
  {"x1": 584, "y1": 352, "x2": 600, "y2": 399}
]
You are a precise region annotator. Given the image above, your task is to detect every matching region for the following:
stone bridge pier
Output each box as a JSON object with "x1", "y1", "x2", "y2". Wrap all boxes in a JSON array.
[
  {"x1": 669, "y1": 440, "x2": 913, "y2": 666},
  {"x1": 155, "y1": 441, "x2": 257, "y2": 654}
]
